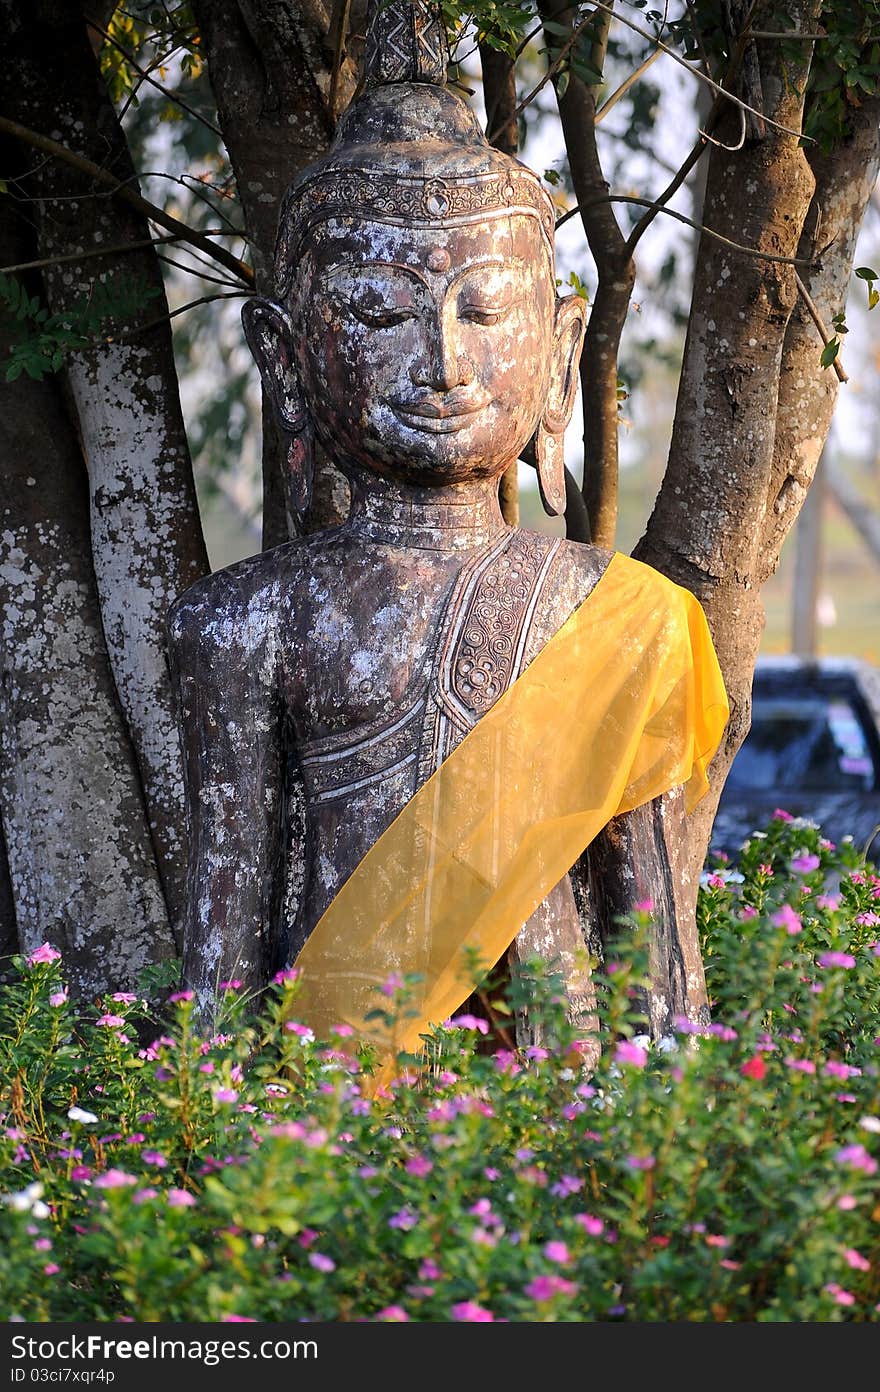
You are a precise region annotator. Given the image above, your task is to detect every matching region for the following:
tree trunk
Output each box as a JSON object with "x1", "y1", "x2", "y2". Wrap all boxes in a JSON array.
[
  {"x1": 634, "y1": 5, "x2": 864, "y2": 878},
  {"x1": 538, "y1": 0, "x2": 635, "y2": 547},
  {"x1": 0, "y1": 0, "x2": 211, "y2": 939},
  {"x1": 0, "y1": 196, "x2": 176, "y2": 998},
  {"x1": 195, "y1": 0, "x2": 353, "y2": 542}
]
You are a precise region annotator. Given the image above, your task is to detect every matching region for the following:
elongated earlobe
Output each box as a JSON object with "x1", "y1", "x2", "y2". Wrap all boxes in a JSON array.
[
  {"x1": 242, "y1": 296, "x2": 315, "y2": 516},
  {"x1": 536, "y1": 295, "x2": 586, "y2": 517}
]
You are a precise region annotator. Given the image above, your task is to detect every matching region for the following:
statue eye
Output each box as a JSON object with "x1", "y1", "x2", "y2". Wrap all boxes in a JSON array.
[
  {"x1": 348, "y1": 302, "x2": 415, "y2": 329},
  {"x1": 459, "y1": 301, "x2": 512, "y2": 326}
]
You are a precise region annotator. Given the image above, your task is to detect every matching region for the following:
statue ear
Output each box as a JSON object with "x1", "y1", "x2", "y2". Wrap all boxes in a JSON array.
[
  {"x1": 242, "y1": 296, "x2": 314, "y2": 516},
  {"x1": 535, "y1": 294, "x2": 586, "y2": 517}
]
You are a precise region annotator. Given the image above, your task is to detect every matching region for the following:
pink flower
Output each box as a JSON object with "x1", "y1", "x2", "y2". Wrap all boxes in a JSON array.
[
  {"x1": 419, "y1": 1259, "x2": 441, "y2": 1280},
  {"x1": 219, "y1": 979, "x2": 242, "y2": 991},
  {"x1": 376, "y1": 1306, "x2": 410, "y2": 1321},
  {"x1": 525, "y1": 1274, "x2": 579, "y2": 1301},
  {"x1": 705, "y1": 1233, "x2": 730, "y2": 1249},
  {"x1": 308, "y1": 1252, "x2": 336, "y2": 1273},
  {"x1": 773, "y1": 808, "x2": 794, "y2": 822},
  {"x1": 856, "y1": 912, "x2": 880, "y2": 927},
  {"x1": 27, "y1": 943, "x2": 61, "y2": 966},
  {"x1": 284, "y1": 1021, "x2": 314, "y2": 1041},
  {"x1": 445, "y1": 1013, "x2": 489, "y2": 1034},
  {"x1": 94, "y1": 1169, "x2": 136, "y2": 1190},
  {"x1": 43, "y1": 1263, "x2": 60, "y2": 1276},
  {"x1": 142, "y1": 1150, "x2": 167, "y2": 1168},
  {"x1": 331, "y1": 1023, "x2": 355, "y2": 1037},
  {"x1": 784, "y1": 1057, "x2": 816, "y2": 1074},
  {"x1": 111, "y1": 992, "x2": 137, "y2": 1004},
  {"x1": 837, "y1": 1194, "x2": 857, "y2": 1210},
  {"x1": 212, "y1": 1088, "x2": 238, "y2": 1105},
  {"x1": 49, "y1": 991, "x2": 68, "y2": 1008},
  {"x1": 543, "y1": 1240, "x2": 570, "y2": 1264},
  {"x1": 634, "y1": 899, "x2": 654, "y2": 914},
  {"x1": 818, "y1": 951, "x2": 856, "y2": 969},
  {"x1": 380, "y1": 972, "x2": 405, "y2": 998},
  {"x1": 626, "y1": 1154, "x2": 656, "y2": 1171},
  {"x1": 614, "y1": 1040, "x2": 648, "y2": 1068},
  {"x1": 843, "y1": 1248, "x2": 870, "y2": 1272},
  {"x1": 772, "y1": 905, "x2": 802, "y2": 935},
  {"x1": 168, "y1": 990, "x2": 194, "y2": 1004},
  {"x1": 705, "y1": 873, "x2": 727, "y2": 890},
  {"x1": 96, "y1": 1014, "x2": 125, "y2": 1028},
  {"x1": 451, "y1": 1301, "x2": 494, "y2": 1322},
  {"x1": 405, "y1": 1155, "x2": 433, "y2": 1177},
  {"x1": 739, "y1": 905, "x2": 759, "y2": 921},
  {"x1": 817, "y1": 895, "x2": 840, "y2": 911},
  {"x1": 167, "y1": 1188, "x2": 196, "y2": 1208},
  {"x1": 574, "y1": 1213, "x2": 604, "y2": 1236},
  {"x1": 272, "y1": 967, "x2": 300, "y2": 987},
  {"x1": 835, "y1": 1144, "x2": 878, "y2": 1175},
  {"x1": 824, "y1": 1283, "x2": 856, "y2": 1306},
  {"x1": 791, "y1": 854, "x2": 820, "y2": 873},
  {"x1": 133, "y1": 1189, "x2": 158, "y2": 1205}
]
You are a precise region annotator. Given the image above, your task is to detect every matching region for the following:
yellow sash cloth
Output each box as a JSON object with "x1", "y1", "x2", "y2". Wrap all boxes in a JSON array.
[{"x1": 291, "y1": 551, "x2": 729, "y2": 1081}]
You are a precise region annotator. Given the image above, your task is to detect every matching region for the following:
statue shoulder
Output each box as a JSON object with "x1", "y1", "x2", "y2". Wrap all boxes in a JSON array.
[{"x1": 166, "y1": 540, "x2": 311, "y2": 657}]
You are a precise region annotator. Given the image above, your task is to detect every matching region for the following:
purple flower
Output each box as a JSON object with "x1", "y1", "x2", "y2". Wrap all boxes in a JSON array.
[
  {"x1": 389, "y1": 1207, "x2": 418, "y2": 1231},
  {"x1": 308, "y1": 1252, "x2": 336, "y2": 1273},
  {"x1": 142, "y1": 1150, "x2": 167, "y2": 1168},
  {"x1": 212, "y1": 1088, "x2": 239, "y2": 1105},
  {"x1": 614, "y1": 1040, "x2": 648, "y2": 1068},
  {"x1": 27, "y1": 943, "x2": 61, "y2": 966},
  {"x1": 791, "y1": 854, "x2": 820, "y2": 873},
  {"x1": 451, "y1": 1301, "x2": 494, "y2": 1322},
  {"x1": 550, "y1": 1175, "x2": 583, "y2": 1198},
  {"x1": 380, "y1": 972, "x2": 405, "y2": 998},
  {"x1": 818, "y1": 951, "x2": 856, "y2": 969},
  {"x1": 835, "y1": 1144, "x2": 878, "y2": 1175}
]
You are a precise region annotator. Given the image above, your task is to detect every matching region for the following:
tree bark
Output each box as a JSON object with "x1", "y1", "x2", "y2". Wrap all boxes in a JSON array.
[
  {"x1": 634, "y1": 5, "x2": 830, "y2": 874},
  {"x1": 0, "y1": 817, "x2": 18, "y2": 973},
  {"x1": 0, "y1": 0, "x2": 211, "y2": 940},
  {"x1": 0, "y1": 194, "x2": 176, "y2": 998},
  {"x1": 538, "y1": 0, "x2": 634, "y2": 547},
  {"x1": 195, "y1": 0, "x2": 354, "y2": 542}
]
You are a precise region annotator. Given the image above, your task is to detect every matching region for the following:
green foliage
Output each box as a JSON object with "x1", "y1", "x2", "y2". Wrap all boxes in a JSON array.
[
  {"x1": 1, "y1": 819, "x2": 879, "y2": 1322},
  {"x1": 0, "y1": 272, "x2": 161, "y2": 383}
]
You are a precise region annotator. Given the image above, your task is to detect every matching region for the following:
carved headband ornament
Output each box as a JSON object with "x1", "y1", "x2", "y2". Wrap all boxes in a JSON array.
[{"x1": 272, "y1": 0, "x2": 556, "y2": 299}]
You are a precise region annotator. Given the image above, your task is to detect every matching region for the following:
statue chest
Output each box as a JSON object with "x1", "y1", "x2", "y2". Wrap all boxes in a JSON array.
[{"x1": 288, "y1": 530, "x2": 565, "y2": 805}]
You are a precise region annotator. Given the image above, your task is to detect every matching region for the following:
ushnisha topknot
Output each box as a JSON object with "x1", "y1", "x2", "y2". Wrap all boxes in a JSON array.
[{"x1": 273, "y1": 0, "x2": 556, "y2": 298}]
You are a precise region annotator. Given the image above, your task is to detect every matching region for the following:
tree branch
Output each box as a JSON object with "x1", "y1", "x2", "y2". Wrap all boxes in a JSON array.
[
  {"x1": 795, "y1": 271, "x2": 848, "y2": 382},
  {"x1": 86, "y1": 19, "x2": 224, "y2": 137},
  {"x1": 0, "y1": 114, "x2": 254, "y2": 286}
]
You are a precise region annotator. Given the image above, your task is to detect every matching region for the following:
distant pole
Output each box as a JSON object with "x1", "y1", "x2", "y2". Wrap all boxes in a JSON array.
[{"x1": 791, "y1": 448, "x2": 826, "y2": 657}]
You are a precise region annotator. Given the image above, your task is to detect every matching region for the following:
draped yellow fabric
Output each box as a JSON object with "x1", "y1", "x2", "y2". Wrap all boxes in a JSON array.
[{"x1": 291, "y1": 551, "x2": 729, "y2": 1081}]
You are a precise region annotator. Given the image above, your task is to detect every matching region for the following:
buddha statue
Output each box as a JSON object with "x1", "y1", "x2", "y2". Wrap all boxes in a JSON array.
[{"x1": 169, "y1": 0, "x2": 727, "y2": 1071}]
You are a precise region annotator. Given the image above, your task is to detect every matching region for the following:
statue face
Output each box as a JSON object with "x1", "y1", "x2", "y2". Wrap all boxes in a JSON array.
[{"x1": 291, "y1": 215, "x2": 556, "y2": 485}]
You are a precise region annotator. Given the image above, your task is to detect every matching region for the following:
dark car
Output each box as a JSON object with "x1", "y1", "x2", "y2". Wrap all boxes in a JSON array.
[{"x1": 710, "y1": 656, "x2": 880, "y2": 864}]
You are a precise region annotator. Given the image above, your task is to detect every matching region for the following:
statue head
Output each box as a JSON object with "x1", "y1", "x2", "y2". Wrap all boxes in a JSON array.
[{"x1": 242, "y1": 0, "x2": 586, "y2": 520}]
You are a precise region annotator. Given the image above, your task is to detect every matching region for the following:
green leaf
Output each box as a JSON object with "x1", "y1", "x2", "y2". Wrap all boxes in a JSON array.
[
  {"x1": 855, "y1": 266, "x2": 878, "y2": 281},
  {"x1": 819, "y1": 337, "x2": 840, "y2": 369}
]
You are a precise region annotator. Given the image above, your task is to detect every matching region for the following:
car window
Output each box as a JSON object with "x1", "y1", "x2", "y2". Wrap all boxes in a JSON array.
[{"x1": 726, "y1": 692, "x2": 877, "y2": 793}]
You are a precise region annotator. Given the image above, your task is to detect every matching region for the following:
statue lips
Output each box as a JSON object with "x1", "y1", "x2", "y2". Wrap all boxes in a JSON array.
[{"x1": 389, "y1": 392, "x2": 489, "y2": 434}]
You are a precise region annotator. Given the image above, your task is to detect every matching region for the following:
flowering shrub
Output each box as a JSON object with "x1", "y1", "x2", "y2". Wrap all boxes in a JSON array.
[{"x1": 1, "y1": 814, "x2": 879, "y2": 1322}]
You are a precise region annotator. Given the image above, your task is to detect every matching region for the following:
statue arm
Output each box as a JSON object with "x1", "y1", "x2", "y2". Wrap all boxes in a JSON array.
[
  {"x1": 167, "y1": 575, "x2": 286, "y2": 1017},
  {"x1": 582, "y1": 787, "x2": 709, "y2": 1035}
]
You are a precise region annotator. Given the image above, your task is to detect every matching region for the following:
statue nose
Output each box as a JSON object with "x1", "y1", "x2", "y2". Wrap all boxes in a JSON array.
[{"x1": 412, "y1": 320, "x2": 475, "y2": 390}]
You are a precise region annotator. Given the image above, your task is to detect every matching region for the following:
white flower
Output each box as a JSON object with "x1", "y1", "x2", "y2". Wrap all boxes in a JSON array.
[
  {"x1": 3, "y1": 1181, "x2": 45, "y2": 1213},
  {"x1": 858, "y1": 1115, "x2": 880, "y2": 1134},
  {"x1": 67, "y1": 1106, "x2": 99, "y2": 1125}
]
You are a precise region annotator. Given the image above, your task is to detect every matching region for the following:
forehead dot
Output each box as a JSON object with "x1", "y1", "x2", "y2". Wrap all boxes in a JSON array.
[{"x1": 426, "y1": 247, "x2": 451, "y2": 273}]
